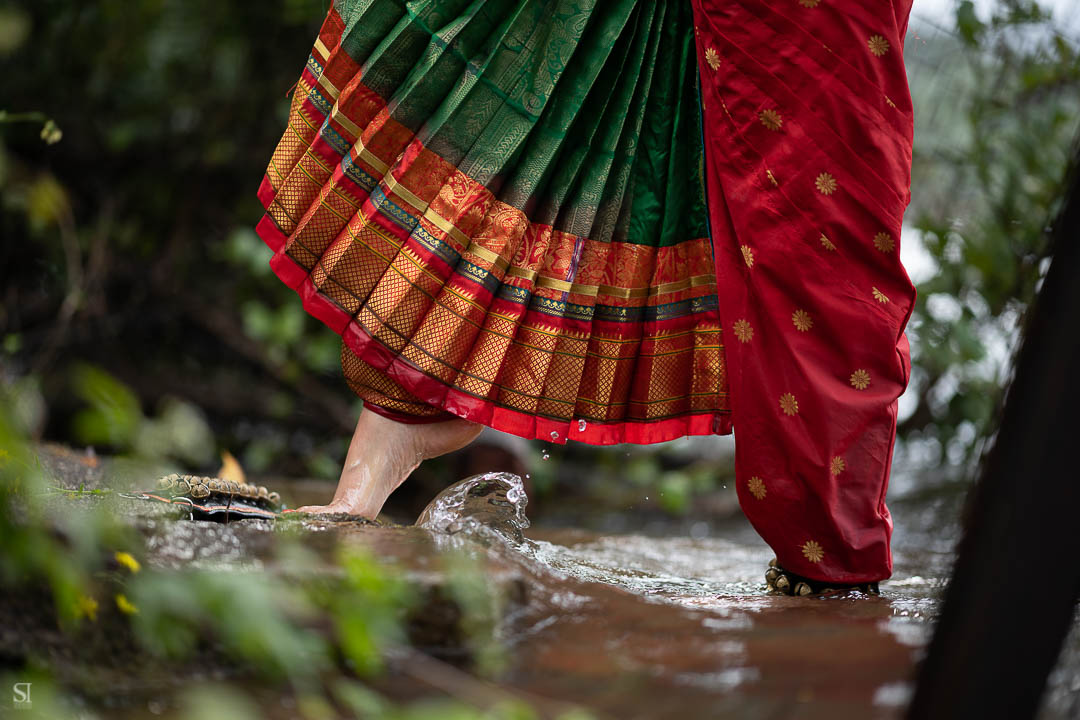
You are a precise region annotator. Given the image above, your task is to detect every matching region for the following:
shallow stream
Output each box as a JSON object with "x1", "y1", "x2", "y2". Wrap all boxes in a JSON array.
[
  {"x1": 26, "y1": 447, "x2": 1080, "y2": 719},
  {"x1": 390, "y1": 472, "x2": 957, "y2": 719}
]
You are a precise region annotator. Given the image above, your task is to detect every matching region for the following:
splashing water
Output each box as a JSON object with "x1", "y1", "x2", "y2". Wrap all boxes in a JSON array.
[
  {"x1": 400, "y1": 469, "x2": 990, "y2": 719},
  {"x1": 411, "y1": 472, "x2": 950, "y2": 606},
  {"x1": 415, "y1": 472, "x2": 531, "y2": 543}
]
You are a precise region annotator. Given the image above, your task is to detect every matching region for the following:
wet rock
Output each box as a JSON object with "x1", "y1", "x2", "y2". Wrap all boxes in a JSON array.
[
  {"x1": 35, "y1": 442, "x2": 110, "y2": 490},
  {"x1": 282, "y1": 511, "x2": 381, "y2": 525},
  {"x1": 12, "y1": 447, "x2": 535, "y2": 679}
]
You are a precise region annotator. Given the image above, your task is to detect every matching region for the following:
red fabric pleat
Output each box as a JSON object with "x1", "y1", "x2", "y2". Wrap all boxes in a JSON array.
[{"x1": 690, "y1": 0, "x2": 916, "y2": 583}]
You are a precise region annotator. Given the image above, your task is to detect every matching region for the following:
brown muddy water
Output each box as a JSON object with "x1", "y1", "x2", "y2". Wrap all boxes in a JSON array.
[
  {"x1": 322, "y1": 472, "x2": 1078, "y2": 719},
  {"x1": 13, "y1": 449, "x2": 1080, "y2": 719}
]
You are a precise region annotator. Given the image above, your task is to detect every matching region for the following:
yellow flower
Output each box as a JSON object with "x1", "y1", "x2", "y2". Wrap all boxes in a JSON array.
[
  {"x1": 759, "y1": 109, "x2": 783, "y2": 131},
  {"x1": 115, "y1": 594, "x2": 139, "y2": 615},
  {"x1": 733, "y1": 319, "x2": 754, "y2": 343},
  {"x1": 873, "y1": 231, "x2": 895, "y2": 252},
  {"x1": 872, "y1": 287, "x2": 890, "y2": 304},
  {"x1": 779, "y1": 393, "x2": 799, "y2": 416},
  {"x1": 114, "y1": 551, "x2": 141, "y2": 574},
  {"x1": 868, "y1": 35, "x2": 890, "y2": 57},
  {"x1": 815, "y1": 172, "x2": 837, "y2": 195},
  {"x1": 741, "y1": 245, "x2": 755, "y2": 268},
  {"x1": 75, "y1": 595, "x2": 99, "y2": 622},
  {"x1": 850, "y1": 369, "x2": 871, "y2": 390},
  {"x1": 820, "y1": 235, "x2": 836, "y2": 251},
  {"x1": 792, "y1": 309, "x2": 813, "y2": 332},
  {"x1": 705, "y1": 47, "x2": 721, "y2": 71},
  {"x1": 802, "y1": 540, "x2": 824, "y2": 563},
  {"x1": 748, "y1": 476, "x2": 767, "y2": 500},
  {"x1": 830, "y1": 456, "x2": 845, "y2": 475}
]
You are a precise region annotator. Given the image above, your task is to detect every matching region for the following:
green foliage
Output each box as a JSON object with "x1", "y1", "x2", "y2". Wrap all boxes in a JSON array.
[
  {"x1": 1, "y1": 393, "x2": 571, "y2": 717},
  {"x1": 135, "y1": 396, "x2": 216, "y2": 465},
  {"x1": 443, "y1": 550, "x2": 508, "y2": 677},
  {"x1": 956, "y1": 1, "x2": 987, "y2": 46},
  {"x1": 179, "y1": 685, "x2": 263, "y2": 720},
  {"x1": 901, "y1": 3, "x2": 1079, "y2": 464},
  {"x1": 70, "y1": 363, "x2": 215, "y2": 465},
  {"x1": 0, "y1": 6, "x2": 29, "y2": 55},
  {"x1": 1, "y1": 0, "x2": 349, "y2": 480},
  {"x1": 657, "y1": 471, "x2": 694, "y2": 515},
  {"x1": 130, "y1": 569, "x2": 332, "y2": 682},
  {"x1": 529, "y1": 441, "x2": 732, "y2": 520},
  {"x1": 70, "y1": 364, "x2": 143, "y2": 448},
  {"x1": 0, "y1": 400, "x2": 132, "y2": 624},
  {"x1": 4, "y1": 373, "x2": 45, "y2": 437},
  {"x1": 332, "y1": 547, "x2": 416, "y2": 675}
]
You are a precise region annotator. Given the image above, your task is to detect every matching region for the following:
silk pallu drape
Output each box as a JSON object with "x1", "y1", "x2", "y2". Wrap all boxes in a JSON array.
[
  {"x1": 257, "y1": 0, "x2": 916, "y2": 583},
  {"x1": 690, "y1": 0, "x2": 915, "y2": 583}
]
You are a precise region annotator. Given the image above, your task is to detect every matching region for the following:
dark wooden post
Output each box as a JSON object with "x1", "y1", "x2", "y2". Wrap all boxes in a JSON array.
[{"x1": 907, "y1": 144, "x2": 1080, "y2": 718}]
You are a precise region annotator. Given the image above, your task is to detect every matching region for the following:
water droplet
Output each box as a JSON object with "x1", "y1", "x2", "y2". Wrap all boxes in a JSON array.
[
  {"x1": 550, "y1": 430, "x2": 559, "y2": 441},
  {"x1": 542, "y1": 452, "x2": 550, "y2": 461},
  {"x1": 577, "y1": 419, "x2": 587, "y2": 432},
  {"x1": 525, "y1": 474, "x2": 531, "y2": 480}
]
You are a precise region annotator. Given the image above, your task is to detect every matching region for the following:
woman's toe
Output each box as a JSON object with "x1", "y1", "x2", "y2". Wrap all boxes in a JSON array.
[{"x1": 296, "y1": 503, "x2": 347, "y2": 514}]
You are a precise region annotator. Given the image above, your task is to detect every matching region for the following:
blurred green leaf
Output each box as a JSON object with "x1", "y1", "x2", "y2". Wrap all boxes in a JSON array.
[
  {"x1": 25, "y1": 174, "x2": 68, "y2": 231},
  {"x1": 332, "y1": 547, "x2": 414, "y2": 675},
  {"x1": 0, "y1": 6, "x2": 30, "y2": 55},
  {"x1": 180, "y1": 685, "x2": 261, "y2": 720},
  {"x1": 71, "y1": 364, "x2": 143, "y2": 449},
  {"x1": 135, "y1": 396, "x2": 215, "y2": 465},
  {"x1": 130, "y1": 569, "x2": 330, "y2": 681},
  {"x1": 956, "y1": 1, "x2": 986, "y2": 46},
  {"x1": 2, "y1": 374, "x2": 46, "y2": 438},
  {"x1": 658, "y1": 472, "x2": 692, "y2": 516},
  {"x1": 442, "y1": 550, "x2": 506, "y2": 677}
]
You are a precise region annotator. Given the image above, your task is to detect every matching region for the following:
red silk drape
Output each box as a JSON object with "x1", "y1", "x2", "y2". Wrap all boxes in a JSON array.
[{"x1": 691, "y1": 0, "x2": 916, "y2": 583}]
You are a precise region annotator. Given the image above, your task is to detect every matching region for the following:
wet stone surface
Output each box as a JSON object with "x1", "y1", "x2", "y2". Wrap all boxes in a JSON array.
[{"x1": 13, "y1": 446, "x2": 1080, "y2": 719}]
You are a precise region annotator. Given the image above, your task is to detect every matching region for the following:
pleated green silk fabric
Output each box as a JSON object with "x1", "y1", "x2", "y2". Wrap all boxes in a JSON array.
[
  {"x1": 333, "y1": 0, "x2": 710, "y2": 246},
  {"x1": 258, "y1": 0, "x2": 729, "y2": 445}
]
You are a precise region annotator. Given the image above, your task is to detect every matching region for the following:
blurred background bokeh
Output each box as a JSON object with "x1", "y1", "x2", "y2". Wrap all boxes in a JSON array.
[{"x1": 2, "y1": 0, "x2": 1078, "y2": 525}]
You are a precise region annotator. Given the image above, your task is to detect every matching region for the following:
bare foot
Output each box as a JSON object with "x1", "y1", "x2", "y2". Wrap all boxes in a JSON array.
[{"x1": 297, "y1": 409, "x2": 482, "y2": 518}]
